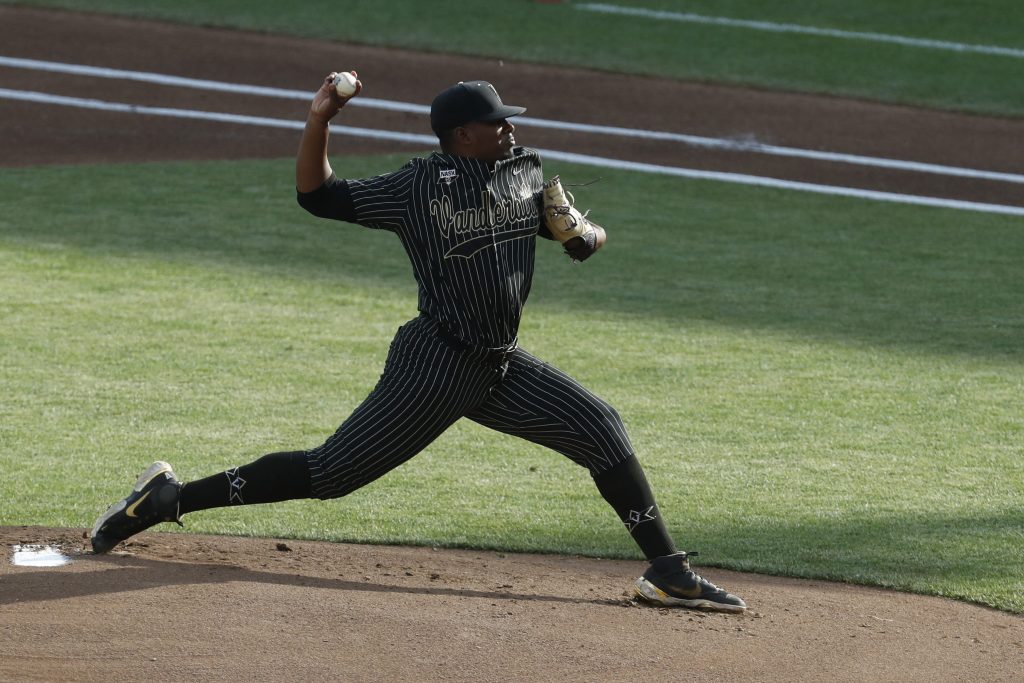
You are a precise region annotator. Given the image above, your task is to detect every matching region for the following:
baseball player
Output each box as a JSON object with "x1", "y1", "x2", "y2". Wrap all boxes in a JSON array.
[{"x1": 91, "y1": 73, "x2": 746, "y2": 613}]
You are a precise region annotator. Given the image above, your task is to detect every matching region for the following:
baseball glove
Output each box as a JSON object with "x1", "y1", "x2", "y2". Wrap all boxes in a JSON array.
[{"x1": 542, "y1": 176, "x2": 606, "y2": 262}]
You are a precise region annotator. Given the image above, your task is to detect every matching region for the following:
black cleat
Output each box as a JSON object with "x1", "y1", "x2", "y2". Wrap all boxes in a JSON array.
[
  {"x1": 633, "y1": 551, "x2": 747, "y2": 613},
  {"x1": 91, "y1": 461, "x2": 183, "y2": 554}
]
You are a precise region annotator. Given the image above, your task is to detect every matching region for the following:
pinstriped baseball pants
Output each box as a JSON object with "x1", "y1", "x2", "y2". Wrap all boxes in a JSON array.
[{"x1": 307, "y1": 314, "x2": 635, "y2": 500}]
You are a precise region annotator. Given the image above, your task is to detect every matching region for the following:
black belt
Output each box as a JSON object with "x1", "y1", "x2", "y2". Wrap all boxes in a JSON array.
[{"x1": 436, "y1": 323, "x2": 518, "y2": 368}]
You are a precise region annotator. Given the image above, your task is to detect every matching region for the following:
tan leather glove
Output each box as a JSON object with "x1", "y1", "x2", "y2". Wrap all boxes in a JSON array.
[{"x1": 542, "y1": 176, "x2": 606, "y2": 262}]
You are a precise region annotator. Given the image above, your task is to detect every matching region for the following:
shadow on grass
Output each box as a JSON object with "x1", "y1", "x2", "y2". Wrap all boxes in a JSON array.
[
  {"x1": 1, "y1": 159, "x2": 1022, "y2": 360},
  {"x1": 673, "y1": 506, "x2": 1024, "y2": 612},
  {"x1": 4, "y1": 504, "x2": 1017, "y2": 612}
]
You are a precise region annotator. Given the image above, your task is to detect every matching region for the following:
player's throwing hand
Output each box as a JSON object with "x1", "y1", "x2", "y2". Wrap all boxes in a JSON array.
[{"x1": 309, "y1": 70, "x2": 362, "y2": 124}]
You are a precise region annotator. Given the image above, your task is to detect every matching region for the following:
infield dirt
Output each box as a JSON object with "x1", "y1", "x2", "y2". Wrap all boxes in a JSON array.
[
  {"x1": 3, "y1": 526, "x2": 1023, "y2": 682},
  {"x1": 1, "y1": 6, "x2": 1022, "y2": 682}
]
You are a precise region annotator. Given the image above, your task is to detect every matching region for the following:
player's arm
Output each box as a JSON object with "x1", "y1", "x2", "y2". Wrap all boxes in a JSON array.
[{"x1": 296, "y1": 71, "x2": 362, "y2": 193}]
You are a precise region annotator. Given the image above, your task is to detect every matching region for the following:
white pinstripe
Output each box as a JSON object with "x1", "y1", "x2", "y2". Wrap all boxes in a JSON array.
[
  {"x1": 342, "y1": 150, "x2": 544, "y2": 347},
  {"x1": 308, "y1": 317, "x2": 634, "y2": 499},
  {"x1": 305, "y1": 148, "x2": 633, "y2": 500}
]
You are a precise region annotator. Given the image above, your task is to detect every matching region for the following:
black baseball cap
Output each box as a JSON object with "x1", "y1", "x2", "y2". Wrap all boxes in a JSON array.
[{"x1": 430, "y1": 81, "x2": 526, "y2": 135}]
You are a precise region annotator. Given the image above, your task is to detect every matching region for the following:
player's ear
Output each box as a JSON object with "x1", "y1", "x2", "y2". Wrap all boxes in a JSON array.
[{"x1": 452, "y1": 125, "x2": 473, "y2": 146}]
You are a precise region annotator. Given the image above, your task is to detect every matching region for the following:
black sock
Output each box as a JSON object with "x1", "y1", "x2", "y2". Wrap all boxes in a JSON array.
[
  {"x1": 178, "y1": 451, "x2": 312, "y2": 516},
  {"x1": 592, "y1": 455, "x2": 676, "y2": 561}
]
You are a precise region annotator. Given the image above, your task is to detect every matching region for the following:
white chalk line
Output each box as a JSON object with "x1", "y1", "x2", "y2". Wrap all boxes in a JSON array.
[
  {"x1": 0, "y1": 87, "x2": 435, "y2": 144},
  {"x1": 2, "y1": 87, "x2": 1022, "y2": 218},
  {"x1": 2, "y1": 55, "x2": 1021, "y2": 185},
  {"x1": 577, "y1": 3, "x2": 1024, "y2": 59}
]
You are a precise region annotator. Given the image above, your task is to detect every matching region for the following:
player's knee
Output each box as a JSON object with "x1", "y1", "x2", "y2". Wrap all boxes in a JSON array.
[
  {"x1": 594, "y1": 399, "x2": 626, "y2": 433},
  {"x1": 589, "y1": 401, "x2": 633, "y2": 457}
]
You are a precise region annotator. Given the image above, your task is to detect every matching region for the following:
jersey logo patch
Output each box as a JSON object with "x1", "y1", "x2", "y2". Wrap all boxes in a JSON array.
[{"x1": 438, "y1": 169, "x2": 458, "y2": 185}]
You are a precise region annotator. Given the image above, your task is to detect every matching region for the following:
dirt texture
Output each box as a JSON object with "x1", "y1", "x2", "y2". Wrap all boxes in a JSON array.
[
  {"x1": 1, "y1": 7, "x2": 1023, "y2": 682},
  {"x1": 2, "y1": 526, "x2": 1023, "y2": 683}
]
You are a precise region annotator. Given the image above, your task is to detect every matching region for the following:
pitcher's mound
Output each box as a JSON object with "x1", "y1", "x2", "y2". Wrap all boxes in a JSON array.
[{"x1": 1, "y1": 526, "x2": 1021, "y2": 682}]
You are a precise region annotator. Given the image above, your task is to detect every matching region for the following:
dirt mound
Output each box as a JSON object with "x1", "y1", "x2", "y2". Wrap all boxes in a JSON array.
[{"x1": 2, "y1": 526, "x2": 1021, "y2": 682}]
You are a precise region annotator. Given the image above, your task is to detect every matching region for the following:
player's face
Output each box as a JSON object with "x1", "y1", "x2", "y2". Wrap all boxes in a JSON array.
[{"x1": 463, "y1": 118, "x2": 516, "y2": 162}]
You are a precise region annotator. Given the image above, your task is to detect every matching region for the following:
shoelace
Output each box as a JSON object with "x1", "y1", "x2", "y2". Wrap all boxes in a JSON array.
[
  {"x1": 679, "y1": 551, "x2": 724, "y2": 592},
  {"x1": 694, "y1": 573, "x2": 723, "y2": 591}
]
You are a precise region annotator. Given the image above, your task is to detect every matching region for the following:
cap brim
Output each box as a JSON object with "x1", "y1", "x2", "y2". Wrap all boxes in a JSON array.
[{"x1": 478, "y1": 104, "x2": 527, "y2": 121}]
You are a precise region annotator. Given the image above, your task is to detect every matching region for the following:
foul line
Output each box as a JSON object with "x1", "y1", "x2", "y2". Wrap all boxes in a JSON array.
[
  {"x1": 2, "y1": 87, "x2": 1022, "y2": 218},
  {"x1": 0, "y1": 87, "x2": 435, "y2": 144},
  {"x1": 2, "y1": 55, "x2": 1021, "y2": 185},
  {"x1": 577, "y1": 3, "x2": 1024, "y2": 59}
]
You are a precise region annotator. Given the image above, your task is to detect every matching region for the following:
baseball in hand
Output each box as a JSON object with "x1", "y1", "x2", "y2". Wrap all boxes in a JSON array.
[{"x1": 333, "y1": 71, "x2": 358, "y2": 97}]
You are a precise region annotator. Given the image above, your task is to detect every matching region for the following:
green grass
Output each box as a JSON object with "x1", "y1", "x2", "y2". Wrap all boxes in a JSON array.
[
  {"x1": 1, "y1": 156, "x2": 1022, "y2": 613},
  {"x1": 6, "y1": 0, "x2": 1024, "y2": 116}
]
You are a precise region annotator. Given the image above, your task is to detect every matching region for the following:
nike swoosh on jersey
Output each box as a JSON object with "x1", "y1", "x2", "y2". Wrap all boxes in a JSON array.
[{"x1": 125, "y1": 490, "x2": 152, "y2": 518}]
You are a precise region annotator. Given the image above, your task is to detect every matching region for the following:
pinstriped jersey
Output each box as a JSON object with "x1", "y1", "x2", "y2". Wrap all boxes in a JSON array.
[{"x1": 299, "y1": 147, "x2": 549, "y2": 347}]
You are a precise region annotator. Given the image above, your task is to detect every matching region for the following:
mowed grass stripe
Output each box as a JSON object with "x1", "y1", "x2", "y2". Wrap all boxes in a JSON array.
[{"x1": 577, "y1": 3, "x2": 1024, "y2": 58}]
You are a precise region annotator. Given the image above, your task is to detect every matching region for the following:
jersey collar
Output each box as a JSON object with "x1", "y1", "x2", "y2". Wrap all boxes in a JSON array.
[{"x1": 429, "y1": 147, "x2": 534, "y2": 180}]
